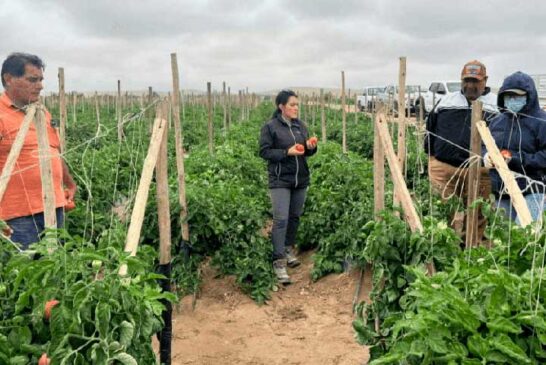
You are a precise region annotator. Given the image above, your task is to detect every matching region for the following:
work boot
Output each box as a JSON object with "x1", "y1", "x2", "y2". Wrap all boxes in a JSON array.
[
  {"x1": 273, "y1": 259, "x2": 291, "y2": 285},
  {"x1": 285, "y1": 246, "x2": 300, "y2": 268}
]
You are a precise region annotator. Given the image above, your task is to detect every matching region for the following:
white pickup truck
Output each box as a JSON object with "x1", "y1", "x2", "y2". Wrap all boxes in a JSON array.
[
  {"x1": 418, "y1": 81, "x2": 461, "y2": 113},
  {"x1": 375, "y1": 84, "x2": 422, "y2": 116},
  {"x1": 356, "y1": 87, "x2": 385, "y2": 111}
]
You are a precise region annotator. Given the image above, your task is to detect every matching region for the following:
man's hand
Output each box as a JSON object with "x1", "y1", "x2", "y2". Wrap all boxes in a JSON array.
[
  {"x1": 484, "y1": 150, "x2": 512, "y2": 170},
  {"x1": 64, "y1": 184, "x2": 77, "y2": 202},
  {"x1": 483, "y1": 153, "x2": 494, "y2": 169}
]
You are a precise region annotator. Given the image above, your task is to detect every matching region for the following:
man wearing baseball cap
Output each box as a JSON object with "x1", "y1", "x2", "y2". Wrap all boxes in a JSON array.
[{"x1": 425, "y1": 60, "x2": 499, "y2": 246}]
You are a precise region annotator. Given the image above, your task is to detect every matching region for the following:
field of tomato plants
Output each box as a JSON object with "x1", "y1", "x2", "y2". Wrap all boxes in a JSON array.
[
  {"x1": 0, "y1": 94, "x2": 378, "y2": 363},
  {"x1": 2, "y1": 91, "x2": 545, "y2": 364}
]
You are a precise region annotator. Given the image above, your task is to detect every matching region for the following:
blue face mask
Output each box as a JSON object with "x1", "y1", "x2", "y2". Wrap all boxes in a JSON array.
[{"x1": 504, "y1": 95, "x2": 526, "y2": 113}]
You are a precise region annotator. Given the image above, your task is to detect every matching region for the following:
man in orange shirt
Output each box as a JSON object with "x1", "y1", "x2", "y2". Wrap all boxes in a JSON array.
[{"x1": 0, "y1": 53, "x2": 76, "y2": 249}]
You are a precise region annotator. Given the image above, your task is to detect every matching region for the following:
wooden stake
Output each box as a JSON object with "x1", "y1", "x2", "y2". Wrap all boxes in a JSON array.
[
  {"x1": 394, "y1": 57, "x2": 407, "y2": 208},
  {"x1": 34, "y1": 107, "x2": 57, "y2": 228},
  {"x1": 320, "y1": 88, "x2": 326, "y2": 142},
  {"x1": 117, "y1": 80, "x2": 124, "y2": 141},
  {"x1": 207, "y1": 82, "x2": 213, "y2": 154},
  {"x1": 155, "y1": 101, "x2": 171, "y2": 265},
  {"x1": 170, "y1": 53, "x2": 190, "y2": 243},
  {"x1": 477, "y1": 121, "x2": 533, "y2": 227},
  {"x1": 227, "y1": 86, "x2": 232, "y2": 128},
  {"x1": 94, "y1": 92, "x2": 100, "y2": 131},
  {"x1": 58, "y1": 68, "x2": 66, "y2": 153},
  {"x1": 119, "y1": 105, "x2": 168, "y2": 276},
  {"x1": 375, "y1": 113, "x2": 423, "y2": 232},
  {"x1": 72, "y1": 92, "x2": 77, "y2": 125},
  {"x1": 0, "y1": 106, "x2": 36, "y2": 204},
  {"x1": 354, "y1": 93, "x2": 358, "y2": 123},
  {"x1": 465, "y1": 101, "x2": 482, "y2": 247},
  {"x1": 341, "y1": 71, "x2": 347, "y2": 153},
  {"x1": 222, "y1": 81, "x2": 227, "y2": 132},
  {"x1": 374, "y1": 108, "x2": 385, "y2": 215}
]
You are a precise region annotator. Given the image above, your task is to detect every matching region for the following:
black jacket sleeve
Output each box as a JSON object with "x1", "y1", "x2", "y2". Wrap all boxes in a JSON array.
[
  {"x1": 259, "y1": 123, "x2": 287, "y2": 162},
  {"x1": 424, "y1": 111, "x2": 437, "y2": 155}
]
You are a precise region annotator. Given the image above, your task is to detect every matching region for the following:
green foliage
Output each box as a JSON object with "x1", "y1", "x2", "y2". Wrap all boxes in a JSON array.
[
  {"x1": 356, "y1": 208, "x2": 546, "y2": 364},
  {"x1": 0, "y1": 234, "x2": 175, "y2": 364}
]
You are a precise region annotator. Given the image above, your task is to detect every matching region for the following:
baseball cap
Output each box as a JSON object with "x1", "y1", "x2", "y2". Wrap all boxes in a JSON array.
[
  {"x1": 503, "y1": 88, "x2": 526, "y2": 95},
  {"x1": 461, "y1": 60, "x2": 487, "y2": 81}
]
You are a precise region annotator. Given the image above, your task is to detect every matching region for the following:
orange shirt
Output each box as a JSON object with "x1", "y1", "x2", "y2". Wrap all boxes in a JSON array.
[{"x1": 0, "y1": 93, "x2": 66, "y2": 220}]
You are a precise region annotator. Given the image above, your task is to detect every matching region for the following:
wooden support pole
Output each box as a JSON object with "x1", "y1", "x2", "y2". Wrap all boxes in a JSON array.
[
  {"x1": 374, "y1": 109, "x2": 385, "y2": 215},
  {"x1": 246, "y1": 86, "x2": 250, "y2": 120},
  {"x1": 465, "y1": 101, "x2": 482, "y2": 247},
  {"x1": 227, "y1": 86, "x2": 232, "y2": 128},
  {"x1": 117, "y1": 80, "x2": 123, "y2": 141},
  {"x1": 34, "y1": 107, "x2": 57, "y2": 229},
  {"x1": 320, "y1": 88, "x2": 326, "y2": 142},
  {"x1": 222, "y1": 81, "x2": 227, "y2": 132},
  {"x1": 375, "y1": 113, "x2": 423, "y2": 233},
  {"x1": 341, "y1": 71, "x2": 347, "y2": 153},
  {"x1": 58, "y1": 68, "x2": 66, "y2": 153},
  {"x1": 94, "y1": 92, "x2": 100, "y2": 130},
  {"x1": 477, "y1": 121, "x2": 533, "y2": 227},
  {"x1": 354, "y1": 93, "x2": 358, "y2": 123},
  {"x1": 394, "y1": 57, "x2": 407, "y2": 208},
  {"x1": 156, "y1": 101, "x2": 171, "y2": 265},
  {"x1": 0, "y1": 106, "x2": 36, "y2": 204},
  {"x1": 156, "y1": 100, "x2": 173, "y2": 363},
  {"x1": 170, "y1": 53, "x2": 190, "y2": 243},
  {"x1": 72, "y1": 92, "x2": 77, "y2": 126},
  {"x1": 418, "y1": 86, "x2": 424, "y2": 125},
  {"x1": 238, "y1": 90, "x2": 243, "y2": 121},
  {"x1": 207, "y1": 82, "x2": 213, "y2": 154},
  {"x1": 119, "y1": 105, "x2": 168, "y2": 276}
]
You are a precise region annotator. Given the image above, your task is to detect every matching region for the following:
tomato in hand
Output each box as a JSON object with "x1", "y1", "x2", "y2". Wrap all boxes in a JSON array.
[{"x1": 500, "y1": 149, "x2": 512, "y2": 159}]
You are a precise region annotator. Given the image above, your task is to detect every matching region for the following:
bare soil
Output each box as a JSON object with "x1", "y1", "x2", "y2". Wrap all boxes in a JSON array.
[{"x1": 167, "y1": 251, "x2": 371, "y2": 365}]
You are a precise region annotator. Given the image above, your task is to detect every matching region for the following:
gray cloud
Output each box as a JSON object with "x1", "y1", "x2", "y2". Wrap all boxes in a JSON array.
[{"x1": 1, "y1": 0, "x2": 545, "y2": 94}]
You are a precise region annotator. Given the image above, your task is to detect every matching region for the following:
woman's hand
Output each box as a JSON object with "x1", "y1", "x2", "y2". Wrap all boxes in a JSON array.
[
  {"x1": 306, "y1": 136, "x2": 318, "y2": 150},
  {"x1": 287, "y1": 144, "x2": 305, "y2": 156}
]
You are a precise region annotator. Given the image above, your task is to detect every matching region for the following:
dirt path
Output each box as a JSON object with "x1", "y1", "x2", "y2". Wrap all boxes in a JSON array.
[{"x1": 168, "y1": 252, "x2": 370, "y2": 365}]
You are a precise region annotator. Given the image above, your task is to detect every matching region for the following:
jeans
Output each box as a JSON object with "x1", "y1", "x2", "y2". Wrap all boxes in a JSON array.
[
  {"x1": 270, "y1": 187, "x2": 307, "y2": 261},
  {"x1": 7, "y1": 208, "x2": 64, "y2": 250},
  {"x1": 496, "y1": 193, "x2": 545, "y2": 225}
]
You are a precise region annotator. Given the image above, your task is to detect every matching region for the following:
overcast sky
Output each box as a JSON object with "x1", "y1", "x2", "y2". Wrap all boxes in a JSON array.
[{"x1": 2, "y1": 0, "x2": 546, "y2": 94}]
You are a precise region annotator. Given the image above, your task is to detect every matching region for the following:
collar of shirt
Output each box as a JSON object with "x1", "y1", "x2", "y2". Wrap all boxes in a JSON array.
[{"x1": 0, "y1": 93, "x2": 25, "y2": 112}]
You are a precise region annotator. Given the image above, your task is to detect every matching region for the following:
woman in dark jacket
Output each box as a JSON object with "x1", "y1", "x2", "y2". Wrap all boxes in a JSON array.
[
  {"x1": 485, "y1": 72, "x2": 546, "y2": 224},
  {"x1": 259, "y1": 90, "x2": 317, "y2": 284}
]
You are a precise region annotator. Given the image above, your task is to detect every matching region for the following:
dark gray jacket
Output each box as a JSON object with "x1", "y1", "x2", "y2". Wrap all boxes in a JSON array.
[{"x1": 259, "y1": 115, "x2": 317, "y2": 189}]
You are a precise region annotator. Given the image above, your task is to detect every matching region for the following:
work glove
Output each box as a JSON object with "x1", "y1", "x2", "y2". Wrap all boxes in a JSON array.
[{"x1": 483, "y1": 153, "x2": 493, "y2": 169}]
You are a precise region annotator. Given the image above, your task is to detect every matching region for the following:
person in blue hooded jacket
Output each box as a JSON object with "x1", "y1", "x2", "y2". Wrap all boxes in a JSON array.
[{"x1": 484, "y1": 71, "x2": 546, "y2": 224}]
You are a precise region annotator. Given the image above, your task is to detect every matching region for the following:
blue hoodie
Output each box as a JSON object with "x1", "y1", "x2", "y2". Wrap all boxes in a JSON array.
[{"x1": 488, "y1": 71, "x2": 546, "y2": 196}]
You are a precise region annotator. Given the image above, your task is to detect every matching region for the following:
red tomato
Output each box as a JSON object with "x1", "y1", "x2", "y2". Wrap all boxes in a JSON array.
[
  {"x1": 38, "y1": 353, "x2": 50, "y2": 365},
  {"x1": 308, "y1": 136, "x2": 318, "y2": 145},
  {"x1": 295, "y1": 144, "x2": 305, "y2": 152},
  {"x1": 44, "y1": 299, "x2": 60, "y2": 321},
  {"x1": 500, "y1": 149, "x2": 512, "y2": 159}
]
